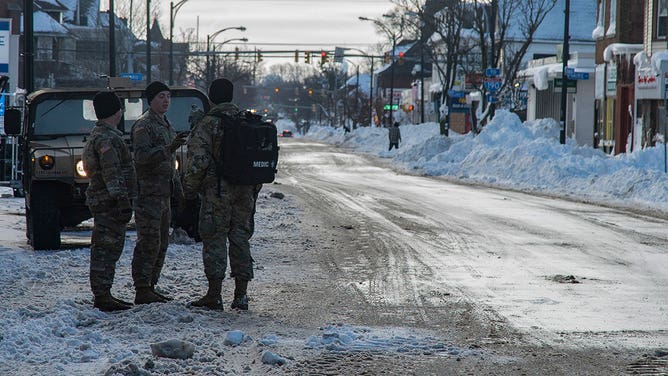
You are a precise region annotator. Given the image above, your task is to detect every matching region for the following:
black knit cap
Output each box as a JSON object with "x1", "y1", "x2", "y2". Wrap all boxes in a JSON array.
[
  {"x1": 93, "y1": 91, "x2": 122, "y2": 119},
  {"x1": 145, "y1": 81, "x2": 170, "y2": 103},
  {"x1": 208, "y1": 78, "x2": 234, "y2": 104}
]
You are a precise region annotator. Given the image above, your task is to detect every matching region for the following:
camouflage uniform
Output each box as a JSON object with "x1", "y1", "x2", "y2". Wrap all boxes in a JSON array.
[
  {"x1": 183, "y1": 103, "x2": 256, "y2": 282},
  {"x1": 83, "y1": 121, "x2": 136, "y2": 297},
  {"x1": 131, "y1": 109, "x2": 182, "y2": 288}
]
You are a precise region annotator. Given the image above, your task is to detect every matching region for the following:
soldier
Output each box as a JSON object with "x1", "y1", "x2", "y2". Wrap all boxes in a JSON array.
[
  {"x1": 83, "y1": 91, "x2": 136, "y2": 312},
  {"x1": 131, "y1": 81, "x2": 187, "y2": 304},
  {"x1": 183, "y1": 78, "x2": 257, "y2": 311}
]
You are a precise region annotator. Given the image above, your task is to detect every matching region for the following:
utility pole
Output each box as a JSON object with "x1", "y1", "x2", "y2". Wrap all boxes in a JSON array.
[
  {"x1": 109, "y1": 0, "x2": 116, "y2": 77},
  {"x1": 23, "y1": 0, "x2": 34, "y2": 92},
  {"x1": 559, "y1": 0, "x2": 570, "y2": 144},
  {"x1": 146, "y1": 0, "x2": 151, "y2": 83}
]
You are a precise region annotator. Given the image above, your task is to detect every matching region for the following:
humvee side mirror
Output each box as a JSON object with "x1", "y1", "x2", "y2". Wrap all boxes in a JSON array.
[{"x1": 4, "y1": 108, "x2": 22, "y2": 135}]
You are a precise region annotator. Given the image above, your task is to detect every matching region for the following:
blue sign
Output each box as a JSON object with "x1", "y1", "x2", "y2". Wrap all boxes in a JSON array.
[
  {"x1": 484, "y1": 78, "x2": 502, "y2": 92},
  {"x1": 486, "y1": 93, "x2": 498, "y2": 104},
  {"x1": 447, "y1": 90, "x2": 467, "y2": 98},
  {"x1": 0, "y1": 20, "x2": 10, "y2": 75},
  {"x1": 566, "y1": 67, "x2": 589, "y2": 80},
  {"x1": 485, "y1": 68, "x2": 501, "y2": 77},
  {"x1": 120, "y1": 72, "x2": 143, "y2": 81},
  {"x1": 568, "y1": 72, "x2": 589, "y2": 80},
  {"x1": 0, "y1": 94, "x2": 5, "y2": 116}
]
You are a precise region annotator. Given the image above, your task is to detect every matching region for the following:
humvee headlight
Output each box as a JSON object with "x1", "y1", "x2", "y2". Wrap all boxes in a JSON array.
[
  {"x1": 38, "y1": 155, "x2": 55, "y2": 170},
  {"x1": 76, "y1": 160, "x2": 87, "y2": 177}
]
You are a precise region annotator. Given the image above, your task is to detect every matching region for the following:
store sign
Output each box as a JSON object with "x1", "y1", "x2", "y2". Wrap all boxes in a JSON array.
[
  {"x1": 606, "y1": 64, "x2": 617, "y2": 96},
  {"x1": 636, "y1": 73, "x2": 658, "y2": 89},
  {"x1": 0, "y1": 19, "x2": 10, "y2": 75}
]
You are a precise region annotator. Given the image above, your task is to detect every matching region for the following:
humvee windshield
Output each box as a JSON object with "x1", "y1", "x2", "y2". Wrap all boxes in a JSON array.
[{"x1": 32, "y1": 95, "x2": 206, "y2": 136}]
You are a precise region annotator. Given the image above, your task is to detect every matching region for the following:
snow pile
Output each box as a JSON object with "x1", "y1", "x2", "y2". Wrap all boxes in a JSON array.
[{"x1": 306, "y1": 110, "x2": 668, "y2": 213}]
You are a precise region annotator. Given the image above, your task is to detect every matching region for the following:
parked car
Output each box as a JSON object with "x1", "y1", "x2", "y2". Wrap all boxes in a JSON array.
[{"x1": 281, "y1": 130, "x2": 293, "y2": 138}]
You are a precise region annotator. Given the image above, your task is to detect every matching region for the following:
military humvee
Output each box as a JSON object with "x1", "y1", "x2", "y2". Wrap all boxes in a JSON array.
[{"x1": 3, "y1": 85, "x2": 209, "y2": 250}]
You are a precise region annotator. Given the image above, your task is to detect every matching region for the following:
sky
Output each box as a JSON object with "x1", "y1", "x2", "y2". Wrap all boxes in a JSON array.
[
  {"x1": 2, "y1": 111, "x2": 668, "y2": 373},
  {"x1": 171, "y1": 0, "x2": 397, "y2": 58}
]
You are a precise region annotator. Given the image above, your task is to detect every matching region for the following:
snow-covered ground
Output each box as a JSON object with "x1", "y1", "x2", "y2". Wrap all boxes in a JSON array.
[
  {"x1": 2, "y1": 110, "x2": 667, "y2": 374},
  {"x1": 297, "y1": 110, "x2": 668, "y2": 215}
]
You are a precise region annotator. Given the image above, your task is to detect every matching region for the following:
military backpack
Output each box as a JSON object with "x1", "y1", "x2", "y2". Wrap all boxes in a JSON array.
[{"x1": 211, "y1": 110, "x2": 279, "y2": 186}]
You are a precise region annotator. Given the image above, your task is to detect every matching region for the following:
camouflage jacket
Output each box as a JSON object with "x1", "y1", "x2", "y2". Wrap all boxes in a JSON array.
[
  {"x1": 131, "y1": 108, "x2": 182, "y2": 197},
  {"x1": 182, "y1": 102, "x2": 240, "y2": 195},
  {"x1": 83, "y1": 121, "x2": 136, "y2": 207}
]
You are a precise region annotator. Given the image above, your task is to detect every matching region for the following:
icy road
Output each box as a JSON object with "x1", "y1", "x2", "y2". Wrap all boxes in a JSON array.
[{"x1": 280, "y1": 140, "x2": 668, "y2": 343}]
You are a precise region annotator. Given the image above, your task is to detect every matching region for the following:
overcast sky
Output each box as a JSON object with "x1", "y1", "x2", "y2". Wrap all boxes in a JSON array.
[{"x1": 170, "y1": 0, "x2": 396, "y2": 58}]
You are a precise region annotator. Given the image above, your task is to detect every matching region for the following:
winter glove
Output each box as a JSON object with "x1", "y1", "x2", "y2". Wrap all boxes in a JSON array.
[
  {"x1": 117, "y1": 197, "x2": 133, "y2": 223},
  {"x1": 169, "y1": 132, "x2": 188, "y2": 153}
]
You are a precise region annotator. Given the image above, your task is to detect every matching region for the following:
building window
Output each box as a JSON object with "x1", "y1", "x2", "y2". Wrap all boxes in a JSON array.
[
  {"x1": 593, "y1": 0, "x2": 605, "y2": 39},
  {"x1": 606, "y1": 0, "x2": 616, "y2": 36},
  {"x1": 658, "y1": 0, "x2": 668, "y2": 38}
]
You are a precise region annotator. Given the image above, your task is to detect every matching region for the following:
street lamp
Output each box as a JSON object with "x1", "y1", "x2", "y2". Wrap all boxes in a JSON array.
[
  {"x1": 344, "y1": 47, "x2": 376, "y2": 126},
  {"x1": 206, "y1": 26, "x2": 246, "y2": 85},
  {"x1": 208, "y1": 37, "x2": 248, "y2": 85},
  {"x1": 359, "y1": 16, "x2": 401, "y2": 126},
  {"x1": 169, "y1": 0, "x2": 189, "y2": 85}
]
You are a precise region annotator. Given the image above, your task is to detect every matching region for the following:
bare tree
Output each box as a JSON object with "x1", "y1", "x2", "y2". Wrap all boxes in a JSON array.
[
  {"x1": 469, "y1": 0, "x2": 557, "y2": 131},
  {"x1": 113, "y1": 0, "x2": 163, "y2": 40}
]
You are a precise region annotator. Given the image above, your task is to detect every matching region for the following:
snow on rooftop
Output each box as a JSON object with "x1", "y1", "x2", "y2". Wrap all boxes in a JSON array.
[
  {"x1": 506, "y1": 0, "x2": 596, "y2": 42},
  {"x1": 33, "y1": 10, "x2": 68, "y2": 34}
]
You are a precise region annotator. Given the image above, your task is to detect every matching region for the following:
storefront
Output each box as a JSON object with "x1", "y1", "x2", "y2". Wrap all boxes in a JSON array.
[
  {"x1": 520, "y1": 52, "x2": 596, "y2": 146},
  {"x1": 633, "y1": 51, "x2": 667, "y2": 153}
]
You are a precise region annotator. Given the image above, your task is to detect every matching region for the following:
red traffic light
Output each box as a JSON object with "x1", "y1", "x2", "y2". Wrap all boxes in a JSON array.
[
  {"x1": 321, "y1": 51, "x2": 327, "y2": 57},
  {"x1": 398, "y1": 51, "x2": 405, "y2": 58}
]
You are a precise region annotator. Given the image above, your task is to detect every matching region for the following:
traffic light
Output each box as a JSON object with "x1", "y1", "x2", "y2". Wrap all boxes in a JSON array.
[
  {"x1": 305, "y1": 51, "x2": 311, "y2": 64},
  {"x1": 234, "y1": 47, "x2": 239, "y2": 60},
  {"x1": 320, "y1": 51, "x2": 328, "y2": 65},
  {"x1": 257, "y1": 49, "x2": 263, "y2": 62},
  {"x1": 294, "y1": 50, "x2": 299, "y2": 63},
  {"x1": 307, "y1": 88, "x2": 313, "y2": 96},
  {"x1": 384, "y1": 51, "x2": 390, "y2": 64},
  {"x1": 274, "y1": 87, "x2": 279, "y2": 94},
  {"x1": 398, "y1": 51, "x2": 405, "y2": 64}
]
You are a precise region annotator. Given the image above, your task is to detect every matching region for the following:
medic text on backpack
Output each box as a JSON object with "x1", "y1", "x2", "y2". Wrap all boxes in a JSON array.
[{"x1": 214, "y1": 110, "x2": 279, "y2": 185}]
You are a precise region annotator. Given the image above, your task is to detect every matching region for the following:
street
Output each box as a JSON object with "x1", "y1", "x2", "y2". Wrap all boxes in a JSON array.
[{"x1": 275, "y1": 138, "x2": 668, "y2": 374}]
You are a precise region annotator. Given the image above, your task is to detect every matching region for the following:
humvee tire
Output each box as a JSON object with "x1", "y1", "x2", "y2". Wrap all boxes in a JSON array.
[{"x1": 28, "y1": 183, "x2": 61, "y2": 250}]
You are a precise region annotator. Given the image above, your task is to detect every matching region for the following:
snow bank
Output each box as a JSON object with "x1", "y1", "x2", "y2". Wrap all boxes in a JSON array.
[{"x1": 306, "y1": 111, "x2": 668, "y2": 213}]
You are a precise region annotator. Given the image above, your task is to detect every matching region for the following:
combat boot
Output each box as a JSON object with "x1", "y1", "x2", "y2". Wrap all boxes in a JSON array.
[
  {"x1": 94, "y1": 292, "x2": 132, "y2": 312},
  {"x1": 189, "y1": 279, "x2": 224, "y2": 310},
  {"x1": 134, "y1": 286, "x2": 167, "y2": 304},
  {"x1": 231, "y1": 278, "x2": 249, "y2": 310},
  {"x1": 111, "y1": 295, "x2": 134, "y2": 307},
  {"x1": 151, "y1": 285, "x2": 174, "y2": 301}
]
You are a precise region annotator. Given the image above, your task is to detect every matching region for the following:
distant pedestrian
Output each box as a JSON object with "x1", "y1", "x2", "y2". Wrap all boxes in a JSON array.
[
  {"x1": 131, "y1": 81, "x2": 187, "y2": 304},
  {"x1": 183, "y1": 78, "x2": 259, "y2": 311},
  {"x1": 82, "y1": 91, "x2": 136, "y2": 312},
  {"x1": 388, "y1": 121, "x2": 401, "y2": 150}
]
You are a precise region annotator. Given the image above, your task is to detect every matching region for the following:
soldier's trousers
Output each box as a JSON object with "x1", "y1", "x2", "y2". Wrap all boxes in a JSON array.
[
  {"x1": 132, "y1": 194, "x2": 171, "y2": 288},
  {"x1": 199, "y1": 182, "x2": 255, "y2": 282},
  {"x1": 90, "y1": 208, "x2": 128, "y2": 297}
]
